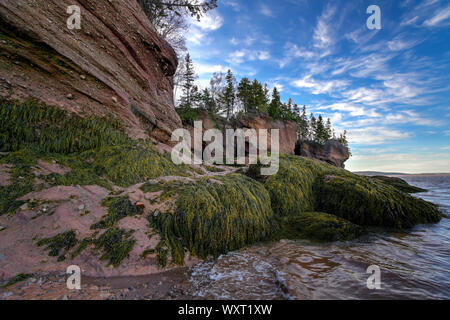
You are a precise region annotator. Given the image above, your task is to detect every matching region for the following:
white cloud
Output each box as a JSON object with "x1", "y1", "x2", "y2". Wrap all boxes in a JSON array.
[
  {"x1": 260, "y1": 4, "x2": 274, "y2": 17},
  {"x1": 192, "y1": 12, "x2": 224, "y2": 31},
  {"x1": 226, "y1": 49, "x2": 271, "y2": 65},
  {"x1": 347, "y1": 128, "x2": 411, "y2": 145},
  {"x1": 423, "y1": 6, "x2": 450, "y2": 26},
  {"x1": 313, "y1": 4, "x2": 336, "y2": 52},
  {"x1": 187, "y1": 12, "x2": 224, "y2": 45},
  {"x1": 292, "y1": 75, "x2": 349, "y2": 95},
  {"x1": 278, "y1": 43, "x2": 315, "y2": 68}
]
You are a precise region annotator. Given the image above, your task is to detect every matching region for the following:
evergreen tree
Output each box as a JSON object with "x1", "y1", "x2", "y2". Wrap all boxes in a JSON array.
[
  {"x1": 221, "y1": 69, "x2": 236, "y2": 119},
  {"x1": 251, "y1": 79, "x2": 268, "y2": 112},
  {"x1": 315, "y1": 115, "x2": 327, "y2": 144},
  {"x1": 268, "y1": 87, "x2": 283, "y2": 119},
  {"x1": 309, "y1": 113, "x2": 317, "y2": 141},
  {"x1": 325, "y1": 118, "x2": 333, "y2": 141},
  {"x1": 200, "y1": 88, "x2": 218, "y2": 115},
  {"x1": 297, "y1": 106, "x2": 309, "y2": 141},
  {"x1": 237, "y1": 77, "x2": 252, "y2": 113},
  {"x1": 179, "y1": 53, "x2": 197, "y2": 110}
]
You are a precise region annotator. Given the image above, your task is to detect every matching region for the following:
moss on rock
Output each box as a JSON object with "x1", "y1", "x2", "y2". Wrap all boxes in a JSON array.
[
  {"x1": 277, "y1": 212, "x2": 364, "y2": 242},
  {"x1": 37, "y1": 230, "x2": 78, "y2": 261},
  {"x1": 370, "y1": 176, "x2": 427, "y2": 193},
  {"x1": 248, "y1": 155, "x2": 443, "y2": 230},
  {"x1": 314, "y1": 174, "x2": 443, "y2": 228},
  {"x1": 149, "y1": 174, "x2": 275, "y2": 267},
  {"x1": 93, "y1": 228, "x2": 135, "y2": 267},
  {"x1": 91, "y1": 196, "x2": 143, "y2": 230}
]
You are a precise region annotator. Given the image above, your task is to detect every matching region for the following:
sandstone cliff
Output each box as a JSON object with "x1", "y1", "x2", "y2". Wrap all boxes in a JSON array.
[
  {"x1": 295, "y1": 140, "x2": 350, "y2": 168},
  {"x1": 186, "y1": 111, "x2": 299, "y2": 156},
  {"x1": 0, "y1": 0, "x2": 181, "y2": 143}
]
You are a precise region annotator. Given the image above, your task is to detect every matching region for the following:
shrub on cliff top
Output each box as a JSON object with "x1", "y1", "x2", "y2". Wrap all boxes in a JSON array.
[{"x1": 149, "y1": 174, "x2": 275, "y2": 266}]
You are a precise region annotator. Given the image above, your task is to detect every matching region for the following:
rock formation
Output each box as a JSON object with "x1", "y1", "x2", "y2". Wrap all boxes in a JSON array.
[
  {"x1": 238, "y1": 115, "x2": 298, "y2": 155},
  {"x1": 186, "y1": 111, "x2": 299, "y2": 156},
  {"x1": 0, "y1": 0, "x2": 181, "y2": 143},
  {"x1": 295, "y1": 140, "x2": 350, "y2": 168}
]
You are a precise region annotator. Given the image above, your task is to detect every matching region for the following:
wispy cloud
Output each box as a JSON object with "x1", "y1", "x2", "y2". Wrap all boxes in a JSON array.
[{"x1": 260, "y1": 4, "x2": 274, "y2": 17}]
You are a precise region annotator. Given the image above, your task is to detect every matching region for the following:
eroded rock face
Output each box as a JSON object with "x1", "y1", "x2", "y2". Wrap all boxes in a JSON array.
[
  {"x1": 185, "y1": 112, "x2": 299, "y2": 156},
  {"x1": 295, "y1": 140, "x2": 350, "y2": 168},
  {"x1": 238, "y1": 116, "x2": 298, "y2": 155},
  {"x1": 0, "y1": 0, "x2": 181, "y2": 142}
]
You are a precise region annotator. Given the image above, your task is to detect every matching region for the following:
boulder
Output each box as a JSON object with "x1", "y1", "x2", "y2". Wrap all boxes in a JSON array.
[
  {"x1": 0, "y1": 0, "x2": 181, "y2": 143},
  {"x1": 295, "y1": 140, "x2": 350, "y2": 168}
]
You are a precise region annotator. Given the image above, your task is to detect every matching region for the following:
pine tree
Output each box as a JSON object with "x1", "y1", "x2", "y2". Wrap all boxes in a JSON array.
[
  {"x1": 221, "y1": 69, "x2": 236, "y2": 119},
  {"x1": 325, "y1": 118, "x2": 332, "y2": 141},
  {"x1": 237, "y1": 77, "x2": 252, "y2": 113},
  {"x1": 268, "y1": 87, "x2": 282, "y2": 119},
  {"x1": 298, "y1": 106, "x2": 309, "y2": 141},
  {"x1": 309, "y1": 113, "x2": 317, "y2": 141},
  {"x1": 315, "y1": 115, "x2": 327, "y2": 144},
  {"x1": 179, "y1": 53, "x2": 197, "y2": 111},
  {"x1": 201, "y1": 88, "x2": 218, "y2": 115}
]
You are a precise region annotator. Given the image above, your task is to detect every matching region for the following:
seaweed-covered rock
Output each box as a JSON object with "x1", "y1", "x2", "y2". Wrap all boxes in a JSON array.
[
  {"x1": 278, "y1": 212, "x2": 364, "y2": 242},
  {"x1": 370, "y1": 176, "x2": 427, "y2": 193},
  {"x1": 248, "y1": 155, "x2": 443, "y2": 230},
  {"x1": 149, "y1": 174, "x2": 275, "y2": 266},
  {"x1": 315, "y1": 174, "x2": 442, "y2": 229}
]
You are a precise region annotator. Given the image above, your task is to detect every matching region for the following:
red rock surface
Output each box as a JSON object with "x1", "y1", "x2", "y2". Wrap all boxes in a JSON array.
[
  {"x1": 238, "y1": 116, "x2": 299, "y2": 155},
  {"x1": 0, "y1": 0, "x2": 181, "y2": 142},
  {"x1": 296, "y1": 140, "x2": 350, "y2": 168}
]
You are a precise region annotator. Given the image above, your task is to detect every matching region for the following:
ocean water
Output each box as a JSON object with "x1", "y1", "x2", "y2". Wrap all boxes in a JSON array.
[{"x1": 189, "y1": 175, "x2": 450, "y2": 300}]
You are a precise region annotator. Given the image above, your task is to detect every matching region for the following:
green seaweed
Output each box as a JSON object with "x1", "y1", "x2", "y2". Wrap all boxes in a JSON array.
[
  {"x1": 149, "y1": 174, "x2": 275, "y2": 267},
  {"x1": 1, "y1": 273, "x2": 33, "y2": 288},
  {"x1": 314, "y1": 174, "x2": 443, "y2": 228},
  {"x1": 37, "y1": 230, "x2": 78, "y2": 262},
  {"x1": 93, "y1": 228, "x2": 136, "y2": 267},
  {"x1": 370, "y1": 176, "x2": 427, "y2": 193},
  {"x1": 91, "y1": 196, "x2": 143, "y2": 230},
  {"x1": 277, "y1": 212, "x2": 364, "y2": 242}
]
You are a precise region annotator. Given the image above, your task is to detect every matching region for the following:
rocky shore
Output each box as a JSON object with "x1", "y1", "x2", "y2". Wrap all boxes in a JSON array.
[{"x1": 0, "y1": 0, "x2": 445, "y2": 300}]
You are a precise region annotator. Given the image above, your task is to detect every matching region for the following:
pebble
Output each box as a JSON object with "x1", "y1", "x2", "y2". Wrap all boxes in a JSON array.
[
  {"x1": 80, "y1": 75, "x2": 86, "y2": 80},
  {"x1": 66, "y1": 93, "x2": 74, "y2": 100},
  {"x1": 0, "y1": 226, "x2": 5, "y2": 232},
  {"x1": 112, "y1": 97, "x2": 118, "y2": 103},
  {"x1": 78, "y1": 204, "x2": 85, "y2": 211}
]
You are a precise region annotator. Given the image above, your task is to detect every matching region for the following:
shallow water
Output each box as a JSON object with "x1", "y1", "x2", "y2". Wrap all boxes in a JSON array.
[{"x1": 190, "y1": 175, "x2": 450, "y2": 300}]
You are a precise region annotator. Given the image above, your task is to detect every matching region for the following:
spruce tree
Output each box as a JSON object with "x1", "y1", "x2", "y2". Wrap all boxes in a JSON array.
[
  {"x1": 268, "y1": 87, "x2": 282, "y2": 119},
  {"x1": 298, "y1": 106, "x2": 309, "y2": 141},
  {"x1": 309, "y1": 113, "x2": 317, "y2": 141},
  {"x1": 315, "y1": 115, "x2": 327, "y2": 144},
  {"x1": 179, "y1": 53, "x2": 197, "y2": 111},
  {"x1": 221, "y1": 69, "x2": 236, "y2": 120},
  {"x1": 237, "y1": 77, "x2": 252, "y2": 113}
]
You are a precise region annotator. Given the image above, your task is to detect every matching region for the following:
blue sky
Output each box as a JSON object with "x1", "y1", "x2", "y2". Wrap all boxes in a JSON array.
[{"x1": 184, "y1": 0, "x2": 450, "y2": 173}]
